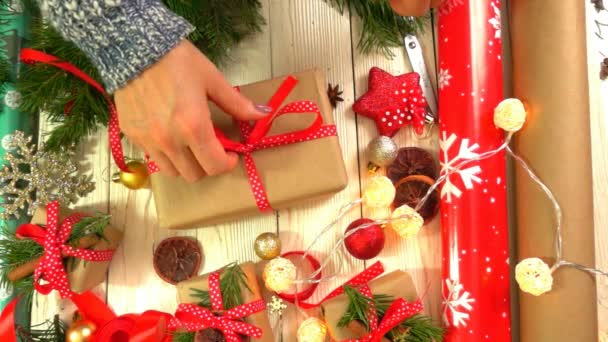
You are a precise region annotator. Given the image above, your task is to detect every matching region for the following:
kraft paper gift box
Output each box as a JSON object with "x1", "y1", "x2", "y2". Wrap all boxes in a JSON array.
[{"x1": 150, "y1": 69, "x2": 348, "y2": 229}]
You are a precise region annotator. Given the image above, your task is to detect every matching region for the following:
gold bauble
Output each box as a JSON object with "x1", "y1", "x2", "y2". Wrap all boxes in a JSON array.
[
  {"x1": 297, "y1": 317, "x2": 327, "y2": 342},
  {"x1": 391, "y1": 204, "x2": 424, "y2": 239},
  {"x1": 363, "y1": 176, "x2": 396, "y2": 208},
  {"x1": 112, "y1": 160, "x2": 149, "y2": 190},
  {"x1": 254, "y1": 232, "x2": 282, "y2": 260},
  {"x1": 66, "y1": 320, "x2": 97, "y2": 342},
  {"x1": 515, "y1": 257, "x2": 553, "y2": 296},
  {"x1": 494, "y1": 98, "x2": 527, "y2": 132},
  {"x1": 263, "y1": 256, "x2": 297, "y2": 292}
]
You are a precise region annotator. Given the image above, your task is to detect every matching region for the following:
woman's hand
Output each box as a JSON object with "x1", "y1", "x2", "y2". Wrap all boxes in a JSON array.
[
  {"x1": 114, "y1": 40, "x2": 270, "y2": 182},
  {"x1": 389, "y1": 0, "x2": 442, "y2": 16}
]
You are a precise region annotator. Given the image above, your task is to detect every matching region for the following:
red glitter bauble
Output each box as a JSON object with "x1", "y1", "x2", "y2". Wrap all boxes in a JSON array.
[{"x1": 344, "y1": 218, "x2": 385, "y2": 260}]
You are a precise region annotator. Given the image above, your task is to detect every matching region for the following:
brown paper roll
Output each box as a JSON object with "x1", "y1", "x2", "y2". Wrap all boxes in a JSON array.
[
  {"x1": 176, "y1": 262, "x2": 273, "y2": 342},
  {"x1": 511, "y1": 1, "x2": 598, "y2": 341}
]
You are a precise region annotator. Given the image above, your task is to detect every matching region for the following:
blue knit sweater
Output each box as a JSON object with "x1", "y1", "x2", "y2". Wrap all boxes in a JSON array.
[{"x1": 40, "y1": 0, "x2": 194, "y2": 93}]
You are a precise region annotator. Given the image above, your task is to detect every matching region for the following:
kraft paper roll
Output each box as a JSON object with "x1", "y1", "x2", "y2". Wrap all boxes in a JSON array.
[{"x1": 511, "y1": 1, "x2": 598, "y2": 341}]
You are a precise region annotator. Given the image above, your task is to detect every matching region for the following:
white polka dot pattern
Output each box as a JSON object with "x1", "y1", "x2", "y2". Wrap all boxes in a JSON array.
[
  {"x1": 168, "y1": 271, "x2": 266, "y2": 340},
  {"x1": 20, "y1": 201, "x2": 115, "y2": 299}
]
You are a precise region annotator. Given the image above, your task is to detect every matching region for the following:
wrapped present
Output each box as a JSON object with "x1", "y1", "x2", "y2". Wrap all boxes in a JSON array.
[
  {"x1": 322, "y1": 270, "x2": 419, "y2": 341},
  {"x1": 4, "y1": 202, "x2": 122, "y2": 296},
  {"x1": 176, "y1": 262, "x2": 272, "y2": 342},
  {"x1": 150, "y1": 69, "x2": 348, "y2": 229}
]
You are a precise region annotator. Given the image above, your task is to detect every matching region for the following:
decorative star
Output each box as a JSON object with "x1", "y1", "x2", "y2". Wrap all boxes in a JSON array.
[
  {"x1": 267, "y1": 296, "x2": 287, "y2": 316},
  {"x1": 353, "y1": 67, "x2": 427, "y2": 137}
]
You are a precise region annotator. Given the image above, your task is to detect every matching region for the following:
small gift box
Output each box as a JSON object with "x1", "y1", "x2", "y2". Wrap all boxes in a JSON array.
[
  {"x1": 322, "y1": 270, "x2": 420, "y2": 341},
  {"x1": 4, "y1": 202, "x2": 122, "y2": 296},
  {"x1": 150, "y1": 69, "x2": 348, "y2": 229},
  {"x1": 176, "y1": 262, "x2": 273, "y2": 342}
]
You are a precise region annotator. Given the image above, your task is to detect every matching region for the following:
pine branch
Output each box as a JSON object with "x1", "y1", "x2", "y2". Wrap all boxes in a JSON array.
[
  {"x1": 338, "y1": 286, "x2": 444, "y2": 342},
  {"x1": 324, "y1": 0, "x2": 427, "y2": 57},
  {"x1": 16, "y1": 314, "x2": 66, "y2": 342},
  {"x1": 69, "y1": 213, "x2": 112, "y2": 245},
  {"x1": 189, "y1": 262, "x2": 251, "y2": 310},
  {"x1": 172, "y1": 331, "x2": 195, "y2": 342}
]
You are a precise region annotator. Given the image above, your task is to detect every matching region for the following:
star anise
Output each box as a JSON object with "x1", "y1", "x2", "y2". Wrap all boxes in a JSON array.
[
  {"x1": 327, "y1": 83, "x2": 344, "y2": 108},
  {"x1": 592, "y1": 0, "x2": 605, "y2": 11},
  {"x1": 601, "y1": 58, "x2": 608, "y2": 81}
]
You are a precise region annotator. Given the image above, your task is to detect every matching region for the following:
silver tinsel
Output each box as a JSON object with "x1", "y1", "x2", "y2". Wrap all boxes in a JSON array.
[{"x1": 0, "y1": 131, "x2": 95, "y2": 220}]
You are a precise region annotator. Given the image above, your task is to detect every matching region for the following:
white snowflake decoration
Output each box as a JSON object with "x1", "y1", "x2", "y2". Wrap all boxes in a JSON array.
[
  {"x1": 443, "y1": 278, "x2": 475, "y2": 328},
  {"x1": 267, "y1": 296, "x2": 287, "y2": 316},
  {"x1": 4, "y1": 90, "x2": 22, "y2": 109},
  {"x1": 489, "y1": 2, "x2": 501, "y2": 39},
  {"x1": 438, "y1": 68, "x2": 453, "y2": 90},
  {"x1": 0, "y1": 131, "x2": 95, "y2": 220},
  {"x1": 1, "y1": 134, "x2": 15, "y2": 151},
  {"x1": 440, "y1": 131, "x2": 482, "y2": 202}
]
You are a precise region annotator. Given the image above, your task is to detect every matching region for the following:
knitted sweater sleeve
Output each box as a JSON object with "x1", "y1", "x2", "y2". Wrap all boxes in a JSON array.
[{"x1": 39, "y1": 0, "x2": 194, "y2": 93}]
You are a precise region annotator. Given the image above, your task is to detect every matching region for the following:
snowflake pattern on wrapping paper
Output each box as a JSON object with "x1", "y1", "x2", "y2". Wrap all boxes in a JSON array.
[
  {"x1": 443, "y1": 278, "x2": 475, "y2": 328},
  {"x1": 438, "y1": 68, "x2": 453, "y2": 90},
  {"x1": 489, "y1": 1, "x2": 501, "y2": 39},
  {"x1": 440, "y1": 131, "x2": 482, "y2": 202}
]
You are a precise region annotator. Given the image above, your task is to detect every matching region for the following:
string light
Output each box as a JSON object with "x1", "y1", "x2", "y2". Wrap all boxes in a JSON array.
[
  {"x1": 362, "y1": 176, "x2": 395, "y2": 208},
  {"x1": 297, "y1": 317, "x2": 327, "y2": 342},
  {"x1": 494, "y1": 98, "x2": 527, "y2": 132},
  {"x1": 391, "y1": 204, "x2": 424, "y2": 239},
  {"x1": 263, "y1": 257, "x2": 297, "y2": 292},
  {"x1": 515, "y1": 258, "x2": 553, "y2": 296}
]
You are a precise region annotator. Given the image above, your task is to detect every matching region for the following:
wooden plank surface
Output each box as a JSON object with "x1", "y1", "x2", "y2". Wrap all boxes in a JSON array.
[{"x1": 30, "y1": 0, "x2": 608, "y2": 340}]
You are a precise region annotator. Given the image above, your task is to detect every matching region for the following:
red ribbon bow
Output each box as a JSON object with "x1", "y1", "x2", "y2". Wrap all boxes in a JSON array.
[
  {"x1": 15, "y1": 201, "x2": 115, "y2": 299},
  {"x1": 168, "y1": 272, "x2": 265, "y2": 341}
]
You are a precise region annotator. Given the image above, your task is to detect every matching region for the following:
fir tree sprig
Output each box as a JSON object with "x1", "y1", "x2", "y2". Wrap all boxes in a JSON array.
[
  {"x1": 337, "y1": 285, "x2": 444, "y2": 342},
  {"x1": 16, "y1": 314, "x2": 66, "y2": 342},
  {"x1": 189, "y1": 262, "x2": 251, "y2": 310},
  {"x1": 0, "y1": 213, "x2": 112, "y2": 302},
  {"x1": 324, "y1": 0, "x2": 427, "y2": 57},
  {"x1": 171, "y1": 331, "x2": 196, "y2": 342}
]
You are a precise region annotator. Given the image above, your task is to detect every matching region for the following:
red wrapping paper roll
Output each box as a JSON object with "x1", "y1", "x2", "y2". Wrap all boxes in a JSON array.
[{"x1": 437, "y1": 1, "x2": 511, "y2": 341}]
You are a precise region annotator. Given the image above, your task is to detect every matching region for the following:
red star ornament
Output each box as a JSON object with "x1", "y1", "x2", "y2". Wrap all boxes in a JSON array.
[{"x1": 353, "y1": 67, "x2": 427, "y2": 137}]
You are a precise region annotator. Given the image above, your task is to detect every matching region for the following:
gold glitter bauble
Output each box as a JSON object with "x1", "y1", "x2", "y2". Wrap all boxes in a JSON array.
[
  {"x1": 297, "y1": 317, "x2": 327, "y2": 342},
  {"x1": 263, "y1": 257, "x2": 297, "y2": 292},
  {"x1": 66, "y1": 320, "x2": 96, "y2": 342},
  {"x1": 367, "y1": 136, "x2": 398, "y2": 167},
  {"x1": 363, "y1": 176, "x2": 396, "y2": 208},
  {"x1": 112, "y1": 160, "x2": 149, "y2": 190},
  {"x1": 494, "y1": 98, "x2": 527, "y2": 132},
  {"x1": 254, "y1": 232, "x2": 282, "y2": 260},
  {"x1": 391, "y1": 204, "x2": 424, "y2": 239},
  {"x1": 515, "y1": 257, "x2": 553, "y2": 296}
]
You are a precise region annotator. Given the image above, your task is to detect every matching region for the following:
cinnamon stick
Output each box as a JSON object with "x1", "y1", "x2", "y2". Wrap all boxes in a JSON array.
[
  {"x1": 347, "y1": 321, "x2": 390, "y2": 342},
  {"x1": 7, "y1": 235, "x2": 100, "y2": 282}
]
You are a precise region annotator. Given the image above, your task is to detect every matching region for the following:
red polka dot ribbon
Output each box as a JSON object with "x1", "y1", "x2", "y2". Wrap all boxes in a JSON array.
[
  {"x1": 295, "y1": 261, "x2": 386, "y2": 309},
  {"x1": 15, "y1": 201, "x2": 115, "y2": 299},
  {"x1": 150, "y1": 76, "x2": 338, "y2": 212},
  {"x1": 20, "y1": 48, "x2": 131, "y2": 173},
  {"x1": 168, "y1": 271, "x2": 265, "y2": 341},
  {"x1": 344, "y1": 297, "x2": 424, "y2": 342}
]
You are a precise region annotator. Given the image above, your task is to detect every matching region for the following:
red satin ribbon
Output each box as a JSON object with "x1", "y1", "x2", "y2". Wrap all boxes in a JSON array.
[
  {"x1": 20, "y1": 48, "x2": 130, "y2": 172},
  {"x1": 15, "y1": 201, "x2": 115, "y2": 299},
  {"x1": 168, "y1": 272, "x2": 265, "y2": 341}
]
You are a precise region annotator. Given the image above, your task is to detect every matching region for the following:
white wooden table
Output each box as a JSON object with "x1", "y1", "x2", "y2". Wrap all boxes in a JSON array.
[{"x1": 31, "y1": 1, "x2": 608, "y2": 340}]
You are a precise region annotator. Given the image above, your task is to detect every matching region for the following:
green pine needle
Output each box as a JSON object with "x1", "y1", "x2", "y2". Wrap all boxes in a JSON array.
[
  {"x1": 338, "y1": 285, "x2": 444, "y2": 342},
  {"x1": 189, "y1": 262, "x2": 251, "y2": 310},
  {"x1": 324, "y1": 0, "x2": 427, "y2": 57},
  {"x1": 171, "y1": 331, "x2": 196, "y2": 342},
  {"x1": 16, "y1": 314, "x2": 66, "y2": 342},
  {"x1": 0, "y1": 213, "x2": 112, "y2": 301}
]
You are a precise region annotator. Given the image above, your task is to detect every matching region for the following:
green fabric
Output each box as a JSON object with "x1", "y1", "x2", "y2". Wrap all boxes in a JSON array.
[{"x1": 0, "y1": 1, "x2": 36, "y2": 337}]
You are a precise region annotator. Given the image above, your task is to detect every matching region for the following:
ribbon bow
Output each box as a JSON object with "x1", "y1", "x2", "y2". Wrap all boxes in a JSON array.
[
  {"x1": 15, "y1": 201, "x2": 115, "y2": 298},
  {"x1": 168, "y1": 272, "x2": 265, "y2": 341},
  {"x1": 344, "y1": 295, "x2": 424, "y2": 342}
]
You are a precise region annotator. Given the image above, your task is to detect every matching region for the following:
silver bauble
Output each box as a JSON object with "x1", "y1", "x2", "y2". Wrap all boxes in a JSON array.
[{"x1": 367, "y1": 136, "x2": 398, "y2": 167}]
